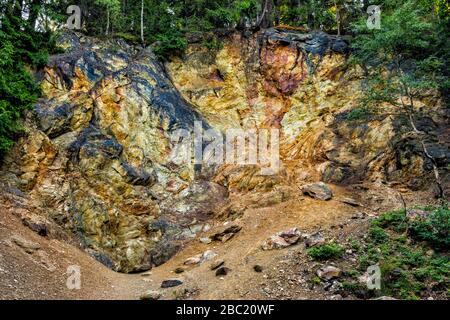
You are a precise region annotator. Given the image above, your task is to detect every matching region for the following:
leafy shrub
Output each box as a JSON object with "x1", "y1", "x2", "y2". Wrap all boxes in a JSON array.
[
  {"x1": 153, "y1": 30, "x2": 188, "y2": 60},
  {"x1": 202, "y1": 36, "x2": 223, "y2": 51},
  {"x1": 308, "y1": 242, "x2": 344, "y2": 261},
  {"x1": 348, "y1": 237, "x2": 361, "y2": 252},
  {"x1": 205, "y1": 7, "x2": 236, "y2": 28},
  {"x1": 372, "y1": 210, "x2": 408, "y2": 232},
  {"x1": 369, "y1": 226, "x2": 389, "y2": 244},
  {"x1": 409, "y1": 206, "x2": 450, "y2": 251},
  {"x1": 341, "y1": 281, "x2": 370, "y2": 297}
]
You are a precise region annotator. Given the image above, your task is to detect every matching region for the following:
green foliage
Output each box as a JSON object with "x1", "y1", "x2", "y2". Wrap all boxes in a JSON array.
[
  {"x1": 371, "y1": 210, "x2": 408, "y2": 232},
  {"x1": 114, "y1": 32, "x2": 140, "y2": 44},
  {"x1": 202, "y1": 36, "x2": 224, "y2": 51},
  {"x1": 341, "y1": 281, "x2": 367, "y2": 295},
  {"x1": 353, "y1": 1, "x2": 435, "y2": 63},
  {"x1": 94, "y1": 0, "x2": 121, "y2": 33},
  {"x1": 356, "y1": 205, "x2": 450, "y2": 300},
  {"x1": 376, "y1": 243, "x2": 448, "y2": 300},
  {"x1": 308, "y1": 242, "x2": 344, "y2": 261},
  {"x1": 409, "y1": 206, "x2": 450, "y2": 251},
  {"x1": 153, "y1": 30, "x2": 188, "y2": 60},
  {"x1": 351, "y1": 0, "x2": 449, "y2": 112},
  {"x1": 0, "y1": 16, "x2": 54, "y2": 158},
  {"x1": 95, "y1": 0, "x2": 121, "y2": 12},
  {"x1": 346, "y1": 107, "x2": 372, "y2": 121},
  {"x1": 373, "y1": 206, "x2": 450, "y2": 251},
  {"x1": 369, "y1": 226, "x2": 389, "y2": 244},
  {"x1": 348, "y1": 237, "x2": 361, "y2": 252},
  {"x1": 310, "y1": 276, "x2": 322, "y2": 285}
]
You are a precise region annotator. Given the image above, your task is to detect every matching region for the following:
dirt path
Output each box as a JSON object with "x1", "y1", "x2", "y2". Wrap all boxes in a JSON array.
[{"x1": 132, "y1": 185, "x2": 365, "y2": 300}]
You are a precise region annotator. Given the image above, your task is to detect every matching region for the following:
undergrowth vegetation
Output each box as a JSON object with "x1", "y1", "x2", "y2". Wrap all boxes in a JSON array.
[
  {"x1": 308, "y1": 243, "x2": 345, "y2": 261},
  {"x1": 309, "y1": 205, "x2": 449, "y2": 300},
  {"x1": 360, "y1": 206, "x2": 449, "y2": 299}
]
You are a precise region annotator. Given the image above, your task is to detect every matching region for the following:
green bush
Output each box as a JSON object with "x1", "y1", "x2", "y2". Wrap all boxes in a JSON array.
[
  {"x1": 341, "y1": 281, "x2": 368, "y2": 296},
  {"x1": 153, "y1": 30, "x2": 188, "y2": 60},
  {"x1": 308, "y1": 242, "x2": 344, "y2": 261},
  {"x1": 202, "y1": 36, "x2": 224, "y2": 51},
  {"x1": 372, "y1": 210, "x2": 408, "y2": 232},
  {"x1": 409, "y1": 206, "x2": 450, "y2": 251},
  {"x1": 369, "y1": 226, "x2": 389, "y2": 244}
]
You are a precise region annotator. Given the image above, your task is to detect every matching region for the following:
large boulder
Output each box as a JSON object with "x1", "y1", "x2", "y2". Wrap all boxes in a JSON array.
[{"x1": 301, "y1": 182, "x2": 333, "y2": 201}]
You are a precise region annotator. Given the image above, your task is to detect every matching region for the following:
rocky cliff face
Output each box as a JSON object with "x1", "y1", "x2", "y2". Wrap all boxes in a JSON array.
[
  {"x1": 1, "y1": 33, "x2": 225, "y2": 273},
  {"x1": 1, "y1": 29, "x2": 448, "y2": 273},
  {"x1": 168, "y1": 29, "x2": 449, "y2": 192}
]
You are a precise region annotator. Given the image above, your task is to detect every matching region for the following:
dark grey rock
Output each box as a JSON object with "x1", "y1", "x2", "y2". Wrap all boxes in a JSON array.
[
  {"x1": 263, "y1": 29, "x2": 348, "y2": 58},
  {"x1": 35, "y1": 102, "x2": 74, "y2": 138},
  {"x1": 331, "y1": 39, "x2": 349, "y2": 54},
  {"x1": 210, "y1": 260, "x2": 225, "y2": 271},
  {"x1": 161, "y1": 279, "x2": 183, "y2": 288},
  {"x1": 22, "y1": 218, "x2": 48, "y2": 237},
  {"x1": 211, "y1": 225, "x2": 242, "y2": 242},
  {"x1": 120, "y1": 162, "x2": 157, "y2": 186},
  {"x1": 174, "y1": 267, "x2": 185, "y2": 274},
  {"x1": 215, "y1": 267, "x2": 231, "y2": 277},
  {"x1": 425, "y1": 144, "x2": 448, "y2": 167},
  {"x1": 253, "y1": 265, "x2": 263, "y2": 273},
  {"x1": 89, "y1": 250, "x2": 115, "y2": 270}
]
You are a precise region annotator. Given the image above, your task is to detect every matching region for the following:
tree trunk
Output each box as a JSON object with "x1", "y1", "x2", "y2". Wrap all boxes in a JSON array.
[
  {"x1": 140, "y1": 0, "x2": 144, "y2": 45},
  {"x1": 257, "y1": 0, "x2": 274, "y2": 28},
  {"x1": 334, "y1": 0, "x2": 341, "y2": 36},
  {"x1": 105, "y1": 8, "x2": 110, "y2": 36}
]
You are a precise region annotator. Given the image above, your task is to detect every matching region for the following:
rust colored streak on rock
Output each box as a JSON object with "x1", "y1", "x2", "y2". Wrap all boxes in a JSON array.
[{"x1": 261, "y1": 42, "x2": 308, "y2": 97}]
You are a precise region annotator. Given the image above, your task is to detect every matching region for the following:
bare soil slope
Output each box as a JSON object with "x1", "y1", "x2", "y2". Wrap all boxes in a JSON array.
[{"x1": 1, "y1": 182, "x2": 437, "y2": 300}]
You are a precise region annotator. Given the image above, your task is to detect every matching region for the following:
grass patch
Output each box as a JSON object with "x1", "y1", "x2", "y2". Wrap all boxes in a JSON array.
[{"x1": 308, "y1": 242, "x2": 344, "y2": 261}]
